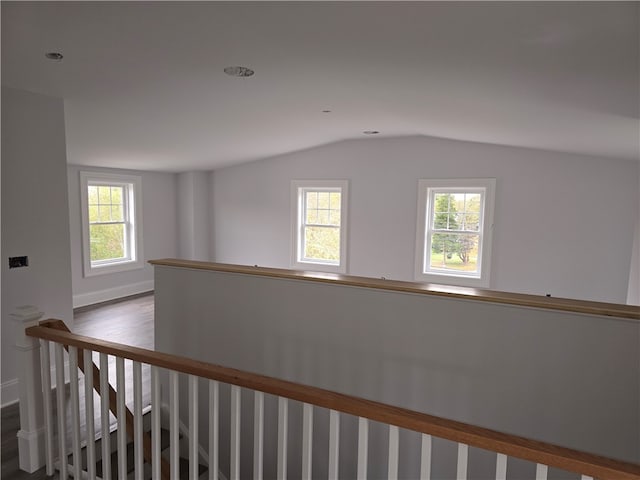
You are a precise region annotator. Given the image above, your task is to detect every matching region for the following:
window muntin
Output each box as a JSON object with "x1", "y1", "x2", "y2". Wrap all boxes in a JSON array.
[
  {"x1": 291, "y1": 180, "x2": 348, "y2": 273},
  {"x1": 80, "y1": 172, "x2": 143, "y2": 277},
  {"x1": 416, "y1": 179, "x2": 495, "y2": 287}
]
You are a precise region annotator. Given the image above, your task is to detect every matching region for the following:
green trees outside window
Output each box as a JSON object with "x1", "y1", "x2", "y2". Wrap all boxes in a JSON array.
[
  {"x1": 303, "y1": 191, "x2": 341, "y2": 262},
  {"x1": 430, "y1": 193, "x2": 481, "y2": 273},
  {"x1": 88, "y1": 185, "x2": 127, "y2": 263}
]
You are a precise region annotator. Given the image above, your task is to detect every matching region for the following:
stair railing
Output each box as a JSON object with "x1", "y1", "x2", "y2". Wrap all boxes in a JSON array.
[{"x1": 23, "y1": 319, "x2": 640, "y2": 480}]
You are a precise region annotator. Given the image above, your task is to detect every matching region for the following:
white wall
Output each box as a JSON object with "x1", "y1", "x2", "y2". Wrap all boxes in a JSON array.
[
  {"x1": 1, "y1": 87, "x2": 74, "y2": 406},
  {"x1": 211, "y1": 136, "x2": 639, "y2": 303},
  {"x1": 177, "y1": 171, "x2": 210, "y2": 261},
  {"x1": 67, "y1": 165, "x2": 178, "y2": 307},
  {"x1": 155, "y1": 265, "x2": 640, "y2": 479}
]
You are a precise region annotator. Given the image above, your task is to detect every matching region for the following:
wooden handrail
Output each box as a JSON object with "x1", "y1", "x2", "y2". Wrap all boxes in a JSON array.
[
  {"x1": 28, "y1": 321, "x2": 640, "y2": 480},
  {"x1": 149, "y1": 259, "x2": 640, "y2": 320},
  {"x1": 40, "y1": 320, "x2": 171, "y2": 480}
]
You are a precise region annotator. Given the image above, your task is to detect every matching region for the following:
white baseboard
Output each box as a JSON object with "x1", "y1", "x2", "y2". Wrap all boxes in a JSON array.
[
  {"x1": 73, "y1": 280, "x2": 154, "y2": 308},
  {"x1": 1, "y1": 378, "x2": 19, "y2": 408},
  {"x1": 2, "y1": 360, "x2": 70, "y2": 408}
]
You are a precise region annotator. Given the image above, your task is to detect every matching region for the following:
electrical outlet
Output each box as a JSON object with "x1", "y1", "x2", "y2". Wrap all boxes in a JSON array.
[{"x1": 8, "y1": 256, "x2": 29, "y2": 269}]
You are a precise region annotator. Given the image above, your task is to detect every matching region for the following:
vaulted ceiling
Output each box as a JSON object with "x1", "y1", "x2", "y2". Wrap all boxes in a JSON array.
[{"x1": 2, "y1": 2, "x2": 638, "y2": 171}]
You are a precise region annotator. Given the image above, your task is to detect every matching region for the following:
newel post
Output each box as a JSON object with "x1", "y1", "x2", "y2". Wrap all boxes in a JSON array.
[{"x1": 11, "y1": 305, "x2": 46, "y2": 473}]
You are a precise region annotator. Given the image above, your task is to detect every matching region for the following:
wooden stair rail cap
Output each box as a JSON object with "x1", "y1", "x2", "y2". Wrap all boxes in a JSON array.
[{"x1": 149, "y1": 259, "x2": 640, "y2": 320}]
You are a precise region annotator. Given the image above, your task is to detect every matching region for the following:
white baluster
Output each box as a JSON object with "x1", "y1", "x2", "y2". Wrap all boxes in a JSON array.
[
  {"x1": 535, "y1": 463, "x2": 548, "y2": 480},
  {"x1": 581, "y1": 476, "x2": 594, "y2": 480},
  {"x1": 99, "y1": 353, "x2": 111, "y2": 480},
  {"x1": 457, "y1": 443, "x2": 468, "y2": 480},
  {"x1": 189, "y1": 375, "x2": 199, "y2": 480},
  {"x1": 133, "y1": 361, "x2": 144, "y2": 480},
  {"x1": 254, "y1": 391, "x2": 264, "y2": 480},
  {"x1": 357, "y1": 417, "x2": 368, "y2": 480},
  {"x1": 69, "y1": 347, "x2": 81, "y2": 480},
  {"x1": 328, "y1": 410, "x2": 340, "y2": 480},
  {"x1": 420, "y1": 434, "x2": 432, "y2": 480},
  {"x1": 277, "y1": 397, "x2": 289, "y2": 480},
  {"x1": 302, "y1": 403, "x2": 313, "y2": 480},
  {"x1": 170, "y1": 370, "x2": 179, "y2": 480},
  {"x1": 39, "y1": 340, "x2": 54, "y2": 476},
  {"x1": 387, "y1": 425, "x2": 399, "y2": 480},
  {"x1": 151, "y1": 366, "x2": 161, "y2": 480},
  {"x1": 116, "y1": 357, "x2": 127, "y2": 480},
  {"x1": 209, "y1": 380, "x2": 219, "y2": 480},
  {"x1": 54, "y1": 343, "x2": 67, "y2": 479},
  {"x1": 83, "y1": 350, "x2": 96, "y2": 480},
  {"x1": 230, "y1": 385, "x2": 241, "y2": 480},
  {"x1": 495, "y1": 453, "x2": 507, "y2": 480}
]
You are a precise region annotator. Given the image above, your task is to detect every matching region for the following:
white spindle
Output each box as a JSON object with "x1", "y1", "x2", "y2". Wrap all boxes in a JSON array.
[
  {"x1": 302, "y1": 403, "x2": 313, "y2": 480},
  {"x1": 99, "y1": 353, "x2": 111, "y2": 480},
  {"x1": 189, "y1": 375, "x2": 199, "y2": 480},
  {"x1": 495, "y1": 453, "x2": 507, "y2": 480},
  {"x1": 209, "y1": 380, "x2": 219, "y2": 480},
  {"x1": 170, "y1": 370, "x2": 179, "y2": 480},
  {"x1": 277, "y1": 397, "x2": 288, "y2": 480},
  {"x1": 253, "y1": 391, "x2": 264, "y2": 480},
  {"x1": 83, "y1": 350, "x2": 96, "y2": 480},
  {"x1": 387, "y1": 425, "x2": 399, "y2": 480},
  {"x1": 357, "y1": 417, "x2": 368, "y2": 480},
  {"x1": 230, "y1": 385, "x2": 241, "y2": 480},
  {"x1": 328, "y1": 410, "x2": 340, "y2": 480},
  {"x1": 457, "y1": 443, "x2": 468, "y2": 480},
  {"x1": 40, "y1": 340, "x2": 54, "y2": 476},
  {"x1": 151, "y1": 366, "x2": 161, "y2": 480},
  {"x1": 535, "y1": 463, "x2": 548, "y2": 480},
  {"x1": 54, "y1": 343, "x2": 67, "y2": 480},
  {"x1": 133, "y1": 361, "x2": 144, "y2": 480},
  {"x1": 116, "y1": 357, "x2": 127, "y2": 480},
  {"x1": 581, "y1": 476, "x2": 594, "y2": 480},
  {"x1": 69, "y1": 347, "x2": 82, "y2": 480},
  {"x1": 420, "y1": 434, "x2": 432, "y2": 480}
]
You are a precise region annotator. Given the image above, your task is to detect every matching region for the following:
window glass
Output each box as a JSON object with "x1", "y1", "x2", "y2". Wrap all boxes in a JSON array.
[
  {"x1": 416, "y1": 179, "x2": 495, "y2": 287},
  {"x1": 291, "y1": 180, "x2": 348, "y2": 274},
  {"x1": 80, "y1": 171, "x2": 143, "y2": 277}
]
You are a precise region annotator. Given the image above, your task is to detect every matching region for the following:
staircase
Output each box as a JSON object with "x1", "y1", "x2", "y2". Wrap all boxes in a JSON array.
[
  {"x1": 16, "y1": 317, "x2": 640, "y2": 480},
  {"x1": 67, "y1": 408, "x2": 210, "y2": 480}
]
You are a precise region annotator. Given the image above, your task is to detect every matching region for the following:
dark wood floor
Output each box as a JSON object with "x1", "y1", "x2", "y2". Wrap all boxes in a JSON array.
[{"x1": 1, "y1": 293, "x2": 154, "y2": 479}]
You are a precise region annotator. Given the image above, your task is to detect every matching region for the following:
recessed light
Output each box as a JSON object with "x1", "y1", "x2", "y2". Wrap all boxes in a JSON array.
[
  {"x1": 224, "y1": 66, "x2": 255, "y2": 77},
  {"x1": 363, "y1": 130, "x2": 380, "y2": 135},
  {"x1": 45, "y1": 52, "x2": 63, "y2": 61},
  {"x1": 322, "y1": 110, "x2": 332, "y2": 113}
]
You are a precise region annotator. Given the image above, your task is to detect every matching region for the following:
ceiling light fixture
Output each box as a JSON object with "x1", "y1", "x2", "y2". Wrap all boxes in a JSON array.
[
  {"x1": 322, "y1": 110, "x2": 332, "y2": 113},
  {"x1": 363, "y1": 130, "x2": 380, "y2": 135},
  {"x1": 45, "y1": 52, "x2": 63, "y2": 61},
  {"x1": 224, "y1": 66, "x2": 255, "y2": 77}
]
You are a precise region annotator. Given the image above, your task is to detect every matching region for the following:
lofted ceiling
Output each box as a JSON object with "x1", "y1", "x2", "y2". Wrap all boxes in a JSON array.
[{"x1": 2, "y1": 1, "x2": 639, "y2": 172}]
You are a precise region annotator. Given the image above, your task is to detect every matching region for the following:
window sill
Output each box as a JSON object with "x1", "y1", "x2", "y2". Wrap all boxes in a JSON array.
[
  {"x1": 83, "y1": 259, "x2": 145, "y2": 278},
  {"x1": 291, "y1": 260, "x2": 346, "y2": 275},
  {"x1": 415, "y1": 271, "x2": 490, "y2": 289}
]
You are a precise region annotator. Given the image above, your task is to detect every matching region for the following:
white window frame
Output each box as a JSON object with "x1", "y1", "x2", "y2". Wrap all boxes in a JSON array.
[
  {"x1": 291, "y1": 180, "x2": 349, "y2": 274},
  {"x1": 80, "y1": 171, "x2": 144, "y2": 277},
  {"x1": 415, "y1": 178, "x2": 496, "y2": 288}
]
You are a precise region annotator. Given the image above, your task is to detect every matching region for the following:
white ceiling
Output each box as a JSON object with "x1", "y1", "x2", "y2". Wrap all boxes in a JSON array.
[{"x1": 2, "y1": 2, "x2": 638, "y2": 172}]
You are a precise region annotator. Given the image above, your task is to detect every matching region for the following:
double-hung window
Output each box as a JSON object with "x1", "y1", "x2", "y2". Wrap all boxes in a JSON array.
[
  {"x1": 80, "y1": 171, "x2": 143, "y2": 277},
  {"x1": 415, "y1": 178, "x2": 495, "y2": 287},
  {"x1": 291, "y1": 180, "x2": 348, "y2": 273}
]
